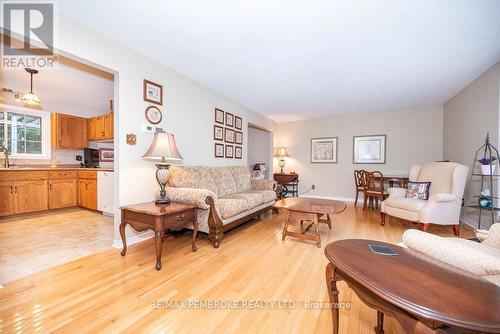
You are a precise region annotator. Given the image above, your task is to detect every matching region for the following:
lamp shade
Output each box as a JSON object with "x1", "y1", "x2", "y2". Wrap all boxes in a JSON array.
[
  {"x1": 275, "y1": 147, "x2": 289, "y2": 157},
  {"x1": 143, "y1": 132, "x2": 183, "y2": 162}
]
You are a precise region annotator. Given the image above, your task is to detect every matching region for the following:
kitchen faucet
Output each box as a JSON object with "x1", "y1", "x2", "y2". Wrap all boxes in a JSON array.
[{"x1": 0, "y1": 144, "x2": 9, "y2": 168}]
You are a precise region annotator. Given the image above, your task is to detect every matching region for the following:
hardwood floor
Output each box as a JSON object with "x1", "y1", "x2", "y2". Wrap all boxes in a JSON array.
[
  {"x1": 0, "y1": 205, "x2": 474, "y2": 333},
  {"x1": 0, "y1": 208, "x2": 113, "y2": 284}
]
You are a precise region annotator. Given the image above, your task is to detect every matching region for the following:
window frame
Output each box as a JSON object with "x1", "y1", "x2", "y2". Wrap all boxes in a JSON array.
[{"x1": 0, "y1": 104, "x2": 51, "y2": 160}]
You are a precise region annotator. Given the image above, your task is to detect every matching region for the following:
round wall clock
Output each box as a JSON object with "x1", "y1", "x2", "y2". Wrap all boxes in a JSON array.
[{"x1": 145, "y1": 106, "x2": 162, "y2": 124}]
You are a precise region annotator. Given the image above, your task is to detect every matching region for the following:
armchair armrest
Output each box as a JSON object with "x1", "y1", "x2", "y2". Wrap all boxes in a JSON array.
[
  {"x1": 165, "y1": 187, "x2": 217, "y2": 210},
  {"x1": 429, "y1": 193, "x2": 458, "y2": 203},
  {"x1": 251, "y1": 179, "x2": 277, "y2": 191},
  {"x1": 387, "y1": 187, "x2": 406, "y2": 198}
]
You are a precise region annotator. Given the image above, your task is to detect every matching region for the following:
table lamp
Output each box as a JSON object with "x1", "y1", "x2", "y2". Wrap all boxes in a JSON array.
[
  {"x1": 276, "y1": 147, "x2": 289, "y2": 174},
  {"x1": 143, "y1": 132, "x2": 183, "y2": 204}
]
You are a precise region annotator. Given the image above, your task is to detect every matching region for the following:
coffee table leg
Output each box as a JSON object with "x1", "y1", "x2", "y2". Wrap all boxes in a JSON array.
[
  {"x1": 282, "y1": 211, "x2": 291, "y2": 241},
  {"x1": 326, "y1": 263, "x2": 340, "y2": 334},
  {"x1": 327, "y1": 214, "x2": 332, "y2": 229},
  {"x1": 375, "y1": 311, "x2": 385, "y2": 334},
  {"x1": 314, "y1": 215, "x2": 321, "y2": 248}
]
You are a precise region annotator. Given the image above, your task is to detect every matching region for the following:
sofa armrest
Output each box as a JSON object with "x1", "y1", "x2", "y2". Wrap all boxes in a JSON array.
[
  {"x1": 251, "y1": 179, "x2": 277, "y2": 191},
  {"x1": 429, "y1": 193, "x2": 458, "y2": 203},
  {"x1": 165, "y1": 187, "x2": 217, "y2": 210},
  {"x1": 387, "y1": 187, "x2": 406, "y2": 198}
]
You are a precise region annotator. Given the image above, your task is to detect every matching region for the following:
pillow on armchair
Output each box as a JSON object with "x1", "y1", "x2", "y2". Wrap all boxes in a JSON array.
[{"x1": 405, "y1": 181, "x2": 431, "y2": 200}]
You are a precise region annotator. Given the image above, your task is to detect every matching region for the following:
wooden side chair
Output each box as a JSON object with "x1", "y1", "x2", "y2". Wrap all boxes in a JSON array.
[
  {"x1": 363, "y1": 171, "x2": 388, "y2": 210},
  {"x1": 354, "y1": 170, "x2": 366, "y2": 207}
]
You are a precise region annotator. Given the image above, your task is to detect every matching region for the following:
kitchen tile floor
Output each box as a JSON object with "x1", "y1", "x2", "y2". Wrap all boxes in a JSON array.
[{"x1": 0, "y1": 208, "x2": 113, "y2": 284}]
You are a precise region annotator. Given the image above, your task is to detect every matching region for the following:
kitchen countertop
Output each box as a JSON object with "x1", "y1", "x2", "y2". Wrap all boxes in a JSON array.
[{"x1": 0, "y1": 167, "x2": 114, "y2": 172}]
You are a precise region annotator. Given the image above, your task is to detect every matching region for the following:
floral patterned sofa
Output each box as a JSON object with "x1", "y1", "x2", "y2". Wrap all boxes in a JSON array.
[{"x1": 165, "y1": 166, "x2": 276, "y2": 248}]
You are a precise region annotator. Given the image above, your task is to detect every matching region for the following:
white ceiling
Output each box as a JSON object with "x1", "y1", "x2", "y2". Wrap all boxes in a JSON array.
[
  {"x1": 59, "y1": 0, "x2": 500, "y2": 122},
  {"x1": 0, "y1": 56, "x2": 114, "y2": 117}
]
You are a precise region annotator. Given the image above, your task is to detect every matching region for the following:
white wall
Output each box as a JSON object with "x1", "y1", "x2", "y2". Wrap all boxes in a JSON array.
[
  {"x1": 248, "y1": 126, "x2": 271, "y2": 177},
  {"x1": 443, "y1": 61, "x2": 500, "y2": 229},
  {"x1": 51, "y1": 16, "x2": 276, "y2": 245},
  {"x1": 274, "y1": 105, "x2": 444, "y2": 199}
]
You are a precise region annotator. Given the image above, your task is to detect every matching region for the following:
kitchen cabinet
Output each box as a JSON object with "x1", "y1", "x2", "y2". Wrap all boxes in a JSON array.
[
  {"x1": 49, "y1": 179, "x2": 77, "y2": 209},
  {"x1": 97, "y1": 171, "x2": 114, "y2": 215},
  {"x1": 0, "y1": 181, "x2": 15, "y2": 217},
  {"x1": 51, "y1": 113, "x2": 87, "y2": 149},
  {"x1": 79, "y1": 179, "x2": 97, "y2": 210},
  {"x1": 78, "y1": 170, "x2": 98, "y2": 210},
  {"x1": 87, "y1": 112, "x2": 113, "y2": 141},
  {"x1": 13, "y1": 180, "x2": 49, "y2": 214}
]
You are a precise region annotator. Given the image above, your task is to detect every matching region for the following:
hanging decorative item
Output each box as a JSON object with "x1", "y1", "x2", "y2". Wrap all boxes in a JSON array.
[
  {"x1": 126, "y1": 133, "x2": 137, "y2": 145},
  {"x1": 145, "y1": 105, "x2": 162, "y2": 124}
]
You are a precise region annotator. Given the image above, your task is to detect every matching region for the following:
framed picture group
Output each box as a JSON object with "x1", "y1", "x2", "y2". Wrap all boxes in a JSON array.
[
  {"x1": 214, "y1": 108, "x2": 243, "y2": 159},
  {"x1": 310, "y1": 134, "x2": 386, "y2": 164}
]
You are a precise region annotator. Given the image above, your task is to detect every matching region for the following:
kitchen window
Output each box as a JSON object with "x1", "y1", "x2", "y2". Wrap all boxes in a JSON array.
[{"x1": 0, "y1": 107, "x2": 51, "y2": 159}]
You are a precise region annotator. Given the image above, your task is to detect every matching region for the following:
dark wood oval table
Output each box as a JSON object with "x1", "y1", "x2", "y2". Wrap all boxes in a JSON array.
[{"x1": 324, "y1": 239, "x2": 500, "y2": 334}]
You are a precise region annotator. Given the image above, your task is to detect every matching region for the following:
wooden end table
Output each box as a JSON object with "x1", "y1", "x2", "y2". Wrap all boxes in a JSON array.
[
  {"x1": 274, "y1": 197, "x2": 346, "y2": 247},
  {"x1": 325, "y1": 239, "x2": 500, "y2": 334},
  {"x1": 120, "y1": 201, "x2": 198, "y2": 270}
]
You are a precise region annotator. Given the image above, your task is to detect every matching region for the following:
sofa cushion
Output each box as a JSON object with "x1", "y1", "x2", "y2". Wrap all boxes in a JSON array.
[
  {"x1": 210, "y1": 167, "x2": 237, "y2": 197},
  {"x1": 216, "y1": 198, "x2": 248, "y2": 219},
  {"x1": 168, "y1": 166, "x2": 217, "y2": 194},
  {"x1": 228, "y1": 166, "x2": 252, "y2": 193},
  {"x1": 383, "y1": 197, "x2": 427, "y2": 211},
  {"x1": 245, "y1": 190, "x2": 276, "y2": 203},
  {"x1": 222, "y1": 192, "x2": 263, "y2": 209}
]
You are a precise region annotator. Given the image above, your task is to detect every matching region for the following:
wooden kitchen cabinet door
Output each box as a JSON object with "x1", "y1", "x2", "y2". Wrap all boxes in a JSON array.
[
  {"x1": 87, "y1": 117, "x2": 96, "y2": 141},
  {"x1": 14, "y1": 180, "x2": 48, "y2": 214},
  {"x1": 95, "y1": 116, "x2": 105, "y2": 140},
  {"x1": 49, "y1": 179, "x2": 77, "y2": 209},
  {"x1": 104, "y1": 113, "x2": 113, "y2": 139},
  {"x1": 52, "y1": 113, "x2": 88, "y2": 149},
  {"x1": 79, "y1": 179, "x2": 97, "y2": 210},
  {"x1": 0, "y1": 181, "x2": 15, "y2": 217}
]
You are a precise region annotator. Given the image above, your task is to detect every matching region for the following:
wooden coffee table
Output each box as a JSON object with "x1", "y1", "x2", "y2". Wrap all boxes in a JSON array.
[
  {"x1": 325, "y1": 239, "x2": 500, "y2": 334},
  {"x1": 274, "y1": 197, "x2": 346, "y2": 247}
]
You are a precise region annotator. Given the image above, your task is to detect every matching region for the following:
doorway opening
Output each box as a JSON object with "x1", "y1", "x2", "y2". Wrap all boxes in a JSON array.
[{"x1": 247, "y1": 124, "x2": 272, "y2": 179}]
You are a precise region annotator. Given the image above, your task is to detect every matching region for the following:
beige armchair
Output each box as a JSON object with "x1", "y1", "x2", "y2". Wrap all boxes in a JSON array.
[{"x1": 381, "y1": 162, "x2": 469, "y2": 235}]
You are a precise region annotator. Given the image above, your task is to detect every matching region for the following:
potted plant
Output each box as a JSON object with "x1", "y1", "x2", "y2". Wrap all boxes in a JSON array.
[{"x1": 477, "y1": 156, "x2": 497, "y2": 175}]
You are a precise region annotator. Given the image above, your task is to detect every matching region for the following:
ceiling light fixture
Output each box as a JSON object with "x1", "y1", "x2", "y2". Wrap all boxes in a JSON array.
[{"x1": 21, "y1": 68, "x2": 41, "y2": 106}]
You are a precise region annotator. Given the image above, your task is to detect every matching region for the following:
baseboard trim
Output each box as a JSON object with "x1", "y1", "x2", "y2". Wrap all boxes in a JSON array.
[
  {"x1": 112, "y1": 231, "x2": 154, "y2": 249},
  {"x1": 300, "y1": 194, "x2": 356, "y2": 202}
]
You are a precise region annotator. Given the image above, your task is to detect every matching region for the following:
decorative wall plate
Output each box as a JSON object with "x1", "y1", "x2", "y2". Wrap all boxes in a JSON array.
[{"x1": 145, "y1": 105, "x2": 162, "y2": 124}]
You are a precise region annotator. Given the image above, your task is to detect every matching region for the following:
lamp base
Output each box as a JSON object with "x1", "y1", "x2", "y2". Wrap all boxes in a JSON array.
[{"x1": 155, "y1": 197, "x2": 171, "y2": 205}]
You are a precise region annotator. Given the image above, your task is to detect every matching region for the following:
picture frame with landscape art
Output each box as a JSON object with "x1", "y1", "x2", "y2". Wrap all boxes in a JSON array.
[
  {"x1": 143, "y1": 80, "x2": 163, "y2": 105},
  {"x1": 353, "y1": 135, "x2": 386, "y2": 164},
  {"x1": 311, "y1": 137, "x2": 337, "y2": 163}
]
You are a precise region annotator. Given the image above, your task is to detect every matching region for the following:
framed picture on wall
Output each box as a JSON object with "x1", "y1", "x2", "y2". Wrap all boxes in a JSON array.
[
  {"x1": 235, "y1": 116, "x2": 242, "y2": 130},
  {"x1": 311, "y1": 137, "x2": 338, "y2": 163},
  {"x1": 224, "y1": 128, "x2": 235, "y2": 143},
  {"x1": 226, "y1": 112, "x2": 234, "y2": 127},
  {"x1": 215, "y1": 108, "x2": 224, "y2": 124},
  {"x1": 225, "y1": 145, "x2": 234, "y2": 158},
  {"x1": 143, "y1": 80, "x2": 163, "y2": 105},
  {"x1": 353, "y1": 135, "x2": 386, "y2": 164},
  {"x1": 214, "y1": 125, "x2": 224, "y2": 141},
  {"x1": 215, "y1": 143, "x2": 224, "y2": 158},
  {"x1": 235, "y1": 146, "x2": 242, "y2": 159},
  {"x1": 235, "y1": 131, "x2": 243, "y2": 145},
  {"x1": 99, "y1": 148, "x2": 114, "y2": 162}
]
